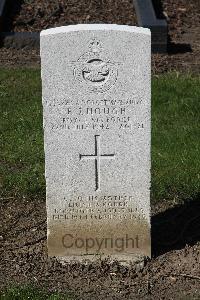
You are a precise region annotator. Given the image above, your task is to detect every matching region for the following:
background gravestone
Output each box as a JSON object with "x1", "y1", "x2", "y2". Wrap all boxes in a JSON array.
[{"x1": 41, "y1": 24, "x2": 151, "y2": 263}]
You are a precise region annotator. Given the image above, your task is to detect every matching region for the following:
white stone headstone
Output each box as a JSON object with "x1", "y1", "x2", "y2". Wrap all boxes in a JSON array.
[{"x1": 41, "y1": 24, "x2": 151, "y2": 264}]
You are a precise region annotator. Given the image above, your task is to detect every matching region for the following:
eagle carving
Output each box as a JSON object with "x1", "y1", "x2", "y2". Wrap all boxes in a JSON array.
[{"x1": 82, "y1": 59, "x2": 110, "y2": 83}]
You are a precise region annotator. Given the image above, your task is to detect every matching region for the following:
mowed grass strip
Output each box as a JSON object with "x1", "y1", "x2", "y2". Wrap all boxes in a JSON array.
[
  {"x1": 0, "y1": 69, "x2": 199, "y2": 202},
  {"x1": 0, "y1": 69, "x2": 44, "y2": 197},
  {"x1": 0, "y1": 285, "x2": 74, "y2": 300},
  {"x1": 152, "y1": 74, "x2": 200, "y2": 202}
]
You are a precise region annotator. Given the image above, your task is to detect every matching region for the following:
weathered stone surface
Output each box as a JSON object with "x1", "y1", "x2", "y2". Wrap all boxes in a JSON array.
[{"x1": 41, "y1": 24, "x2": 151, "y2": 263}]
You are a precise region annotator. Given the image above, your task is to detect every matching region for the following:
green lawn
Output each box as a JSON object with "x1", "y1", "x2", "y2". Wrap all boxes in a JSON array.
[
  {"x1": 0, "y1": 286, "x2": 73, "y2": 300},
  {"x1": 0, "y1": 69, "x2": 199, "y2": 203}
]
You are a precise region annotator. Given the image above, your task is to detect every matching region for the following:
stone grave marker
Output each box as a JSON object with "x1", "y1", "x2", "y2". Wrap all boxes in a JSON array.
[{"x1": 41, "y1": 24, "x2": 151, "y2": 264}]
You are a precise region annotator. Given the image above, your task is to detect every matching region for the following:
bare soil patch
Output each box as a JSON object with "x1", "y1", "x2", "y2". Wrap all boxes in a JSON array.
[
  {"x1": 0, "y1": 47, "x2": 40, "y2": 67},
  {"x1": 4, "y1": 0, "x2": 137, "y2": 32},
  {"x1": 160, "y1": 0, "x2": 200, "y2": 73},
  {"x1": 0, "y1": 197, "x2": 200, "y2": 299}
]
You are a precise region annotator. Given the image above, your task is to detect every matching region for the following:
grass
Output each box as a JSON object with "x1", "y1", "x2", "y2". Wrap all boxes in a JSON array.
[
  {"x1": 0, "y1": 69, "x2": 45, "y2": 198},
  {"x1": 0, "y1": 69, "x2": 200, "y2": 203},
  {"x1": 0, "y1": 285, "x2": 74, "y2": 300},
  {"x1": 152, "y1": 73, "x2": 200, "y2": 202}
]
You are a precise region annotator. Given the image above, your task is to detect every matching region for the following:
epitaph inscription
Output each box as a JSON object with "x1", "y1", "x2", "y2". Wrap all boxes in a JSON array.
[{"x1": 41, "y1": 24, "x2": 151, "y2": 262}]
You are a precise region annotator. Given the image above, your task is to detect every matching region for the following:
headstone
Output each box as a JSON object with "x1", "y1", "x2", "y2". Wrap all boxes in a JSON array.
[{"x1": 41, "y1": 24, "x2": 151, "y2": 264}]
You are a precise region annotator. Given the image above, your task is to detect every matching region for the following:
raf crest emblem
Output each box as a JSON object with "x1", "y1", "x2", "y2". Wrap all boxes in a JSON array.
[{"x1": 73, "y1": 39, "x2": 120, "y2": 93}]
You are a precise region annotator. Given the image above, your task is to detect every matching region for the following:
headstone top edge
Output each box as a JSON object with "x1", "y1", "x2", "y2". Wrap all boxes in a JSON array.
[{"x1": 40, "y1": 24, "x2": 151, "y2": 37}]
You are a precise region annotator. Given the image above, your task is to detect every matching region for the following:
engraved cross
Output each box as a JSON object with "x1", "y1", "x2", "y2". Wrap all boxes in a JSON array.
[{"x1": 79, "y1": 135, "x2": 115, "y2": 191}]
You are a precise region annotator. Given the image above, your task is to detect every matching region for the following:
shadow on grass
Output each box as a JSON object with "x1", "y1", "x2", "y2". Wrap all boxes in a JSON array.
[{"x1": 152, "y1": 194, "x2": 200, "y2": 257}]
